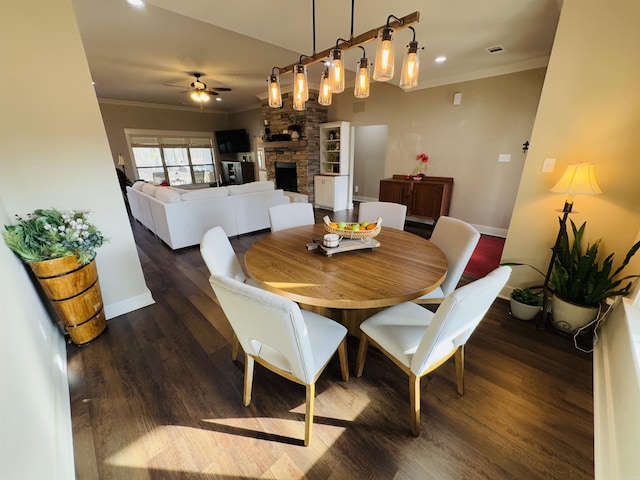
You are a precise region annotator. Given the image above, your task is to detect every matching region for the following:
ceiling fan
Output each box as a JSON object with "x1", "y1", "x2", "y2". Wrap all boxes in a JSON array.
[{"x1": 175, "y1": 72, "x2": 232, "y2": 102}]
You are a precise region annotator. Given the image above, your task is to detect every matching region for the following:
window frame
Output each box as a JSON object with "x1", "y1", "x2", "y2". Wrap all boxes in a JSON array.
[{"x1": 125, "y1": 129, "x2": 219, "y2": 186}]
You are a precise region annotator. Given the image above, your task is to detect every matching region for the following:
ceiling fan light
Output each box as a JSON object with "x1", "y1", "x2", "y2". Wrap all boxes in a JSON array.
[
  {"x1": 267, "y1": 73, "x2": 282, "y2": 108},
  {"x1": 354, "y1": 57, "x2": 370, "y2": 98},
  {"x1": 373, "y1": 27, "x2": 395, "y2": 82},
  {"x1": 318, "y1": 69, "x2": 332, "y2": 106},
  {"x1": 191, "y1": 90, "x2": 210, "y2": 102},
  {"x1": 329, "y1": 49, "x2": 345, "y2": 93},
  {"x1": 399, "y1": 40, "x2": 420, "y2": 90}
]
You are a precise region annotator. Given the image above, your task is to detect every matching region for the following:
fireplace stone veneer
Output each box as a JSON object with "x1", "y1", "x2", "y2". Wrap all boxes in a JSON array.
[{"x1": 262, "y1": 92, "x2": 327, "y2": 202}]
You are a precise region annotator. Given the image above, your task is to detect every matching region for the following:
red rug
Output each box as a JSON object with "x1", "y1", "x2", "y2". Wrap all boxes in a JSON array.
[{"x1": 464, "y1": 235, "x2": 505, "y2": 277}]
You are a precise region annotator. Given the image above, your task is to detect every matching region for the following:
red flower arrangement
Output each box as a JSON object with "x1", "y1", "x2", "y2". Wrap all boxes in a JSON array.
[{"x1": 413, "y1": 153, "x2": 429, "y2": 176}]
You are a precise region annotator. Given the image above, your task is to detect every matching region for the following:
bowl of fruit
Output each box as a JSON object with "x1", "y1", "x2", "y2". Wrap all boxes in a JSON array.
[{"x1": 323, "y1": 215, "x2": 382, "y2": 240}]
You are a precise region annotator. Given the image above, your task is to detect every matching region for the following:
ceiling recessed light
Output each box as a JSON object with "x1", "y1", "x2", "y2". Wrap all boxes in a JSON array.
[
  {"x1": 435, "y1": 56, "x2": 447, "y2": 63},
  {"x1": 127, "y1": 0, "x2": 145, "y2": 7},
  {"x1": 215, "y1": 97, "x2": 222, "y2": 102}
]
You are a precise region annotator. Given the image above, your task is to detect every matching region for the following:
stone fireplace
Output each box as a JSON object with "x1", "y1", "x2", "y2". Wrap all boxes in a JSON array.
[{"x1": 261, "y1": 91, "x2": 327, "y2": 203}]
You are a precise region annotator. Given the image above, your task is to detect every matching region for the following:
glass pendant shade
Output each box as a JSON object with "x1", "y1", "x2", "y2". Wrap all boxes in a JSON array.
[
  {"x1": 329, "y1": 49, "x2": 345, "y2": 93},
  {"x1": 318, "y1": 70, "x2": 333, "y2": 106},
  {"x1": 267, "y1": 74, "x2": 282, "y2": 108},
  {"x1": 373, "y1": 27, "x2": 395, "y2": 82},
  {"x1": 399, "y1": 40, "x2": 420, "y2": 90},
  {"x1": 354, "y1": 58, "x2": 370, "y2": 98},
  {"x1": 293, "y1": 64, "x2": 309, "y2": 102},
  {"x1": 293, "y1": 91, "x2": 306, "y2": 111}
]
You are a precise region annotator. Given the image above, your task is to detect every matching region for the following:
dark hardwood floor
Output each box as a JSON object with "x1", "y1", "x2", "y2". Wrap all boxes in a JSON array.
[{"x1": 69, "y1": 208, "x2": 594, "y2": 479}]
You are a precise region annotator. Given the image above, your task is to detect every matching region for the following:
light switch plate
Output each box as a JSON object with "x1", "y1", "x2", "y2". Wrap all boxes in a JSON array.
[
  {"x1": 542, "y1": 157, "x2": 556, "y2": 172},
  {"x1": 498, "y1": 154, "x2": 511, "y2": 163}
]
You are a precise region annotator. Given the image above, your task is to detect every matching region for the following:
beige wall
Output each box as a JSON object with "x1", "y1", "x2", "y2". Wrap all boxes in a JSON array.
[
  {"x1": 329, "y1": 68, "x2": 546, "y2": 235},
  {"x1": 0, "y1": 0, "x2": 150, "y2": 476},
  {"x1": 502, "y1": 0, "x2": 640, "y2": 289},
  {"x1": 99, "y1": 101, "x2": 230, "y2": 180}
]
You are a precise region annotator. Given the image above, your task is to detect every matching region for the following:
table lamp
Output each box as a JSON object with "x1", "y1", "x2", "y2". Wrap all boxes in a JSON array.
[{"x1": 539, "y1": 163, "x2": 602, "y2": 329}]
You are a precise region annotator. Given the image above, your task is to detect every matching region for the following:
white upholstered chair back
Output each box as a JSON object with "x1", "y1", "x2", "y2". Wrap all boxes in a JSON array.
[
  {"x1": 200, "y1": 226, "x2": 246, "y2": 282},
  {"x1": 209, "y1": 274, "x2": 318, "y2": 384},
  {"x1": 358, "y1": 201, "x2": 407, "y2": 230},
  {"x1": 428, "y1": 216, "x2": 480, "y2": 297},
  {"x1": 410, "y1": 266, "x2": 511, "y2": 376},
  {"x1": 268, "y1": 202, "x2": 315, "y2": 232}
]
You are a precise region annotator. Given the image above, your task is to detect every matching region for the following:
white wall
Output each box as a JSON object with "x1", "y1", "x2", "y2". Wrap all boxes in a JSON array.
[
  {"x1": 0, "y1": 201, "x2": 74, "y2": 480},
  {"x1": 0, "y1": 0, "x2": 154, "y2": 477},
  {"x1": 353, "y1": 125, "x2": 388, "y2": 201}
]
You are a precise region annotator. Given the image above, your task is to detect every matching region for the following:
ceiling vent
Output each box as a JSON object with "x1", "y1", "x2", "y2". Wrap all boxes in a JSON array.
[{"x1": 485, "y1": 45, "x2": 505, "y2": 54}]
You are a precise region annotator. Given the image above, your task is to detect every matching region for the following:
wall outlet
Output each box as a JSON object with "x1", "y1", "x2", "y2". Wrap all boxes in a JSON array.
[
  {"x1": 542, "y1": 157, "x2": 556, "y2": 173},
  {"x1": 498, "y1": 153, "x2": 511, "y2": 163},
  {"x1": 354, "y1": 185, "x2": 359, "y2": 193}
]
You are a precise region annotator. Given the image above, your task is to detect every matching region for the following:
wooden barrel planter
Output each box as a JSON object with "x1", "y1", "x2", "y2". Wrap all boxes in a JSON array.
[{"x1": 29, "y1": 255, "x2": 107, "y2": 345}]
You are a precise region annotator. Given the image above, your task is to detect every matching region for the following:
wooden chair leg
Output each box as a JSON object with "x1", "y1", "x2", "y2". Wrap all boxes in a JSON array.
[
  {"x1": 243, "y1": 354, "x2": 254, "y2": 407},
  {"x1": 355, "y1": 334, "x2": 369, "y2": 377},
  {"x1": 232, "y1": 333, "x2": 239, "y2": 362},
  {"x1": 455, "y1": 345, "x2": 465, "y2": 396},
  {"x1": 409, "y1": 373, "x2": 421, "y2": 437},
  {"x1": 304, "y1": 383, "x2": 315, "y2": 446},
  {"x1": 337, "y1": 338, "x2": 349, "y2": 381}
]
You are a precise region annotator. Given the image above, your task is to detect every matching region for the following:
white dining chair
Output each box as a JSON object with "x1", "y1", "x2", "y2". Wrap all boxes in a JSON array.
[
  {"x1": 414, "y1": 216, "x2": 480, "y2": 305},
  {"x1": 209, "y1": 274, "x2": 349, "y2": 446},
  {"x1": 268, "y1": 202, "x2": 315, "y2": 232},
  {"x1": 356, "y1": 266, "x2": 511, "y2": 436},
  {"x1": 201, "y1": 226, "x2": 260, "y2": 361},
  {"x1": 358, "y1": 201, "x2": 407, "y2": 230}
]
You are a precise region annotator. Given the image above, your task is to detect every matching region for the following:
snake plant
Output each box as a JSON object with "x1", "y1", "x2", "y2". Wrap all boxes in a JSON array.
[{"x1": 550, "y1": 219, "x2": 640, "y2": 307}]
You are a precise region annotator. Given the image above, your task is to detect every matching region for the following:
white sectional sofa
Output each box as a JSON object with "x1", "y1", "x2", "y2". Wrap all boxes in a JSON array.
[{"x1": 126, "y1": 180, "x2": 290, "y2": 249}]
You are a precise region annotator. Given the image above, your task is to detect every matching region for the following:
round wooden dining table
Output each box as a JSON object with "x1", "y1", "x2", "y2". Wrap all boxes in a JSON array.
[{"x1": 244, "y1": 224, "x2": 448, "y2": 336}]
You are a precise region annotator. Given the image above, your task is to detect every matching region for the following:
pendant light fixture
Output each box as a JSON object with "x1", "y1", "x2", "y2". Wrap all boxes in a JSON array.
[
  {"x1": 318, "y1": 67, "x2": 333, "y2": 106},
  {"x1": 354, "y1": 46, "x2": 370, "y2": 99},
  {"x1": 265, "y1": 2, "x2": 420, "y2": 109},
  {"x1": 329, "y1": 43, "x2": 346, "y2": 93},
  {"x1": 267, "y1": 67, "x2": 282, "y2": 108},
  {"x1": 399, "y1": 27, "x2": 423, "y2": 90},
  {"x1": 373, "y1": 16, "x2": 401, "y2": 82}
]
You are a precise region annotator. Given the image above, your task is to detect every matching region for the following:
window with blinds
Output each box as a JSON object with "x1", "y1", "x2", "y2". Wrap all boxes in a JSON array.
[{"x1": 126, "y1": 131, "x2": 218, "y2": 186}]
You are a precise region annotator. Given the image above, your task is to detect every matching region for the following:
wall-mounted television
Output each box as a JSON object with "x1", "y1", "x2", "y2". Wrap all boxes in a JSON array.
[{"x1": 215, "y1": 129, "x2": 250, "y2": 153}]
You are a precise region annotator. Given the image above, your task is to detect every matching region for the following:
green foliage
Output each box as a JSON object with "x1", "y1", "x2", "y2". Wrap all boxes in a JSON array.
[
  {"x1": 2, "y1": 208, "x2": 106, "y2": 265},
  {"x1": 551, "y1": 219, "x2": 640, "y2": 307},
  {"x1": 511, "y1": 287, "x2": 544, "y2": 306}
]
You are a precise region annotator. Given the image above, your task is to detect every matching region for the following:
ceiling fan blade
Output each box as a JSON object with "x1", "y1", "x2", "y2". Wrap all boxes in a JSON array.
[
  {"x1": 203, "y1": 90, "x2": 220, "y2": 96},
  {"x1": 210, "y1": 87, "x2": 232, "y2": 92}
]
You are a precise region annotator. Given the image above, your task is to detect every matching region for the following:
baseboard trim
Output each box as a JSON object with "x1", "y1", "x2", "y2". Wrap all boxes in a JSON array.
[
  {"x1": 104, "y1": 290, "x2": 155, "y2": 319},
  {"x1": 471, "y1": 224, "x2": 507, "y2": 238}
]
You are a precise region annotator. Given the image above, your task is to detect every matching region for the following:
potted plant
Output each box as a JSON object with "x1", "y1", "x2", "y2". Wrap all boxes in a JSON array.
[
  {"x1": 2, "y1": 208, "x2": 108, "y2": 345},
  {"x1": 509, "y1": 286, "x2": 544, "y2": 321},
  {"x1": 549, "y1": 219, "x2": 640, "y2": 333}
]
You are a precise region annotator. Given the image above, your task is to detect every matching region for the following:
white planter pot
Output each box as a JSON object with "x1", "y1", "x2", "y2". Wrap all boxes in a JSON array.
[
  {"x1": 509, "y1": 297, "x2": 542, "y2": 321},
  {"x1": 550, "y1": 295, "x2": 599, "y2": 334}
]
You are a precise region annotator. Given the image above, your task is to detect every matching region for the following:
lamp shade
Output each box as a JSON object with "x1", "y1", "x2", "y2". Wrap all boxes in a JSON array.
[
  {"x1": 117, "y1": 154, "x2": 126, "y2": 166},
  {"x1": 550, "y1": 163, "x2": 602, "y2": 195}
]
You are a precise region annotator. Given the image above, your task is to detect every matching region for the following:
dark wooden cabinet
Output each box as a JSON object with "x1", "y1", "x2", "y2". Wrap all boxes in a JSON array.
[
  {"x1": 379, "y1": 176, "x2": 453, "y2": 221},
  {"x1": 221, "y1": 161, "x2": 255, "y2": 185}
]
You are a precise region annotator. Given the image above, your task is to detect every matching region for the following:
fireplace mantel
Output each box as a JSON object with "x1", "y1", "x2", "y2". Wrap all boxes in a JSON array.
[{"x1": 262, "y1": 140, "x2": 308, "y2": 150}]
